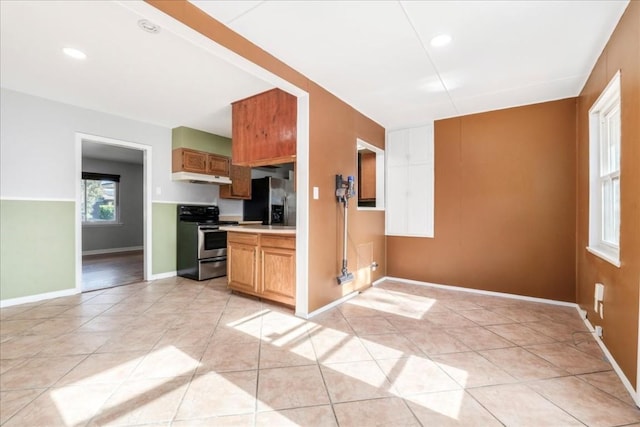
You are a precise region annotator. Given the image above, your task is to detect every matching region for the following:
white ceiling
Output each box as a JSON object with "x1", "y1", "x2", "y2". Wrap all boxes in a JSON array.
[
  {"x1": 0, "y1": 0, "x2": 273, "y2": 138},
  {"x1": 0, "y1": 0, "x2": 629, "y2": 144},
  {"x1": 192, "y1": 0, "x2": 629, "y2": 130},
  {"x1": 82, "y1": 140, "x2": 144, "y2": 165}
]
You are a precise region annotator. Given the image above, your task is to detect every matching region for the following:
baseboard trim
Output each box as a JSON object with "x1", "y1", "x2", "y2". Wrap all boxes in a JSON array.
[
  {"x1": 82, "y1": 246, "x2": 143, "y2": 256},
  {"x1": 377, "y1": 276, "x2": 638, "y2": 407},
  {"x1": 381, "y1": 276, "x2": 578, "y2": 308},
  {"x1": 372, "y1": 276, "x2": 387, "y2": 287},
  {"x1": 150, "y1": 271, "x2": 177, "y2": 280},
  {"x1": 582, "y1": 317, "x2": 639, "y2": 407},
  {"x1": 298, "y1": 291, "x2": 359, "y2": 319},
  {"x1": 0, "y1": 288, "x2": 79, "y2": 308}
]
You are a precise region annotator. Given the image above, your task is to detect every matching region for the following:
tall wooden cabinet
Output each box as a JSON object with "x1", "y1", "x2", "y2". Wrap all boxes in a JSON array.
[
  {"x1": 227, "y1": 231, "x2": 295, "y2": 306},
  {"x1": 231, "y1": 88, "x2": 297, "y2": 167}
]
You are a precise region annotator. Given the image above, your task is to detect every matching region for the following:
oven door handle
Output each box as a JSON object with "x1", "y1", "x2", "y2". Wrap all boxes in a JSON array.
[{"x1": 200, "y1": 256, "x2": 226, "y2": 263}]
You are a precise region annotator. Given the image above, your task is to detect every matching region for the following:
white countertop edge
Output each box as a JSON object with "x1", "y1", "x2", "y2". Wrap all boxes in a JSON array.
[{"x1": 220, "y1": 225, "x2": 296, "y2": 235}]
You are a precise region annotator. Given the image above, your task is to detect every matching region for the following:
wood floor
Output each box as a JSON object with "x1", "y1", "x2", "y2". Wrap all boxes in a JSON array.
[{"x1": 82, "y1": 250, "x2": 144, "y2": 292}]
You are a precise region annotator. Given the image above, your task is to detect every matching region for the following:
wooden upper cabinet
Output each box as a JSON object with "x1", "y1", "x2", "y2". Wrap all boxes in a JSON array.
[
  {"x1": 219, "y1": 164, "x2": 252, "y2": 199},
  {"x1": 172, "y1": 148, "x2": 229, "y2": 177},
  {"x1": 232, "y1": 88, "x2": 297, "y2": 167},
  {"x1": 173, "y1": 148, "x2": 207, "y2": 173},
  {"x1": 358, "y1": 152, "x2": 376, "y2": 200},
  {"x1": 207, "y1": 153, "x2": 230, "y2": 177}
]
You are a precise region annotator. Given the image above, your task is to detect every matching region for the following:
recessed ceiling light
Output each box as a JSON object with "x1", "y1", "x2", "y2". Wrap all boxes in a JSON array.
[
  {"x1": 138, "y1": 19, "x2": 160, "y2": 34},
  {"x1": 62, "y1": 47, "x2": 87, "y2": 60},
  {"x1": 430, "y1": 34, "x2": 452, "y2": 48}
]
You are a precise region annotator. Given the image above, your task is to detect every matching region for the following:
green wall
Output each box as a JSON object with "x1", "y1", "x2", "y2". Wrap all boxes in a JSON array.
[
  {"x1": 0, "y1": 200, "x2": 180, "y2": 303},
  {"x1": 152, "y1": 202, "x2": 177, "y2": 274},
  {"x1": 172, "y1": 126, "x2": 232, "y2": 156},
  {"x1": 0, "y1": 200, "x2": 76, "y2": 300}
]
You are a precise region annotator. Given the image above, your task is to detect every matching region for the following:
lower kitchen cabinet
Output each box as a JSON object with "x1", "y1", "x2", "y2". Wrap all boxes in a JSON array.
[
  {"x1": 227, "y1": 235, "x2": 258, "y2": 295},
  {"x1": 227, "y1": 232, "x2": 295, "y2": 306}
]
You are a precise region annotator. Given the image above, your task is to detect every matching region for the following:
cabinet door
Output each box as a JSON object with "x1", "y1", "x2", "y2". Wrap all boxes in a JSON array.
[
  {"x1": 260, "y1": 246, "x2": 295, "y2": 305},
  {"x1": 207, "y1": 154, "x2": 230, "y2": 176},
  {"x1": 358, "y1": 152, "x2": 376, "y2": 200},
  {"x1": 220, "y1": 164, "x2": 252, "y2": 199},
  {"x1": 227, "y1": 242, "x2": 257, "y2": 294},
  {"x1": 179, "y1": 149, "x2": 208, "y2": 173},
  {"x1": 386, "y1": 164, "x2": 409, "y2": 236}
]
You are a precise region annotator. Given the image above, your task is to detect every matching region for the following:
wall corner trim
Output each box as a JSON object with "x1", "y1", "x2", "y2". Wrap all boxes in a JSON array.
[
  {"x1": 372, "y1": 277, "x2": 388, "y2": 287},
  {"x1": 582, "y1": 317, "x2": 640, "y2": 408},
  {"x1": 0, "y1": 288, "x2": 79, "y2": 308},
  {"x1": 297, "y1": 291, "x2": 359, "y2": 319}
]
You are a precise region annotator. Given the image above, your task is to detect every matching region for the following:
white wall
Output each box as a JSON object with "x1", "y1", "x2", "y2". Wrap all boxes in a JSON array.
[{"x1": 0, "y1": 88, "x2": 243, "y2": 215}]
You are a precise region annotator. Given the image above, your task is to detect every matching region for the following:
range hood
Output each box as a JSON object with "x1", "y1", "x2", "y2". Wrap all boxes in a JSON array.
[{"x1": 171, "y1": 171, "x2": 232, "y2": 185}]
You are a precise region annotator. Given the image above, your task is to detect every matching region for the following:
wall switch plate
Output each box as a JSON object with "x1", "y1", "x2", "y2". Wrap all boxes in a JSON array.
[
  {"x1": 594, "y1": 283, "x2": 604, "y2": 311},
  {"x1": 155, "y1": 186, "x2": 162, "y2": 195},
  {"x1": 313, "y1": 187, "x2": 319, "y2": 200}
]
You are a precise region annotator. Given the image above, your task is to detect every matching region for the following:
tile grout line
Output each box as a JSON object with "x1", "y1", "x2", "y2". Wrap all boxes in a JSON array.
[
  {"x1": 168, "y1": 282, "x2": 233, "y2": 425},
  {"x1": 307, "y1": 310, "x2": 346, "y2": 426},
  {"x1": 84, "y1": 282, "x2": 204, "y2": 426}
]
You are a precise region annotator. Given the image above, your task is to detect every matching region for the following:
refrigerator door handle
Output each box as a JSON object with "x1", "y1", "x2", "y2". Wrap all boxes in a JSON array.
[{"x1": 283, "y1": 196, "x2": 288, "y2": 225}]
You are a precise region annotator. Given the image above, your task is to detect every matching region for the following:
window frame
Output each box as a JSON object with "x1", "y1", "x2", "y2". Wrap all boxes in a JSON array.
[
  {"x1": 81, "y1": 172, "x2": 121, "y2": 226},
  {"x1": 587, "y1": 71, "x2": 621, "y2": 267}
]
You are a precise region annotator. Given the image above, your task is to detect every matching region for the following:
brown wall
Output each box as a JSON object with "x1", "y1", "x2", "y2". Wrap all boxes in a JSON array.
[
  {"x1": 388, "y1": 98, "x2": 577, "y2": 302},
  {"x1": 147, "y1": 1, "x2": 386, "y2": 312},
  {"x1": 576, "y1": 1, "x2": 640, "y2": 388}
]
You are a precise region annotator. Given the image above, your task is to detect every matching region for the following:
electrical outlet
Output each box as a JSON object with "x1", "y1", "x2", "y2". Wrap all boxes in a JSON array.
[{"x1": 595, "y1": 326, "x2": 603, "y2": 338}]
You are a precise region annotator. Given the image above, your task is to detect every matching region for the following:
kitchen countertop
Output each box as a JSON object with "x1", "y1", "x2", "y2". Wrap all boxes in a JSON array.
[{"x1": 220, "y1": 224, "x2": 296, "y2": 235}]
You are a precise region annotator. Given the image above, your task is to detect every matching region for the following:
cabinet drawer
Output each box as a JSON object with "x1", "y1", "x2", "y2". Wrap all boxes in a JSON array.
[
  {"x1": 228, "y1": 232, "x2": 258, "y2": 245},
  {"x1": 261, "y1": 235, "x2": 295, "y2": 249}
]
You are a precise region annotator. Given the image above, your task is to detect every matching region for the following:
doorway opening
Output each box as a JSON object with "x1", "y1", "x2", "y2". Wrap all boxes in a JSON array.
[{"x1": 75, "y1": 133, "x2": 152, "y2": 293}]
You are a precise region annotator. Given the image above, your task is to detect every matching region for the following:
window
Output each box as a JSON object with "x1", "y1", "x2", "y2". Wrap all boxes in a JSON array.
[
  {"x1": 81, "y1": 172, "x2": 120, "y2": 224},
  {"x1": 588, "y1": 71, "x2": 621, "y2": 267}
]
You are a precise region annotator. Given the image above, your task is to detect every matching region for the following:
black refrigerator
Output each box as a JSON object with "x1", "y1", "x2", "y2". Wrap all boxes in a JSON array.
[{"x1": 243, "y1": 177, "x2": 296, "y2": 226}]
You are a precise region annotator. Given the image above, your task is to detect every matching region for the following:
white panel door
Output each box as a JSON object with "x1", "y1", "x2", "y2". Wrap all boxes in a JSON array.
[
  {"x1": 387, "y1": 129, "x2": 410, "y2": 167},
  {"x1": 386, "y1": 164, "x2": 409, "y2": 235},
  {"x1": 408, "y1": 125, "x2": 433, "y2": 164},
  {"x1": 407, "y1": 164, "x2": 433, "y2": 237},
  {"x1": 386, "y1": 124, "x2": 434, "y2": 238}
]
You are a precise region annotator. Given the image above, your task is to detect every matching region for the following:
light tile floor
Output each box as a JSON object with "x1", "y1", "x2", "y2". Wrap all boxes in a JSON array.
[{"x1": 1, "y1": 277, "x2": 639, "y2": 426}]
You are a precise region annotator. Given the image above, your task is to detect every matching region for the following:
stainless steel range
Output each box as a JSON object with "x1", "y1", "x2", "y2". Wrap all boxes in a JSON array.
[{"x1": 176, "y1": 205, "x2": 237, "y2": 281}]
